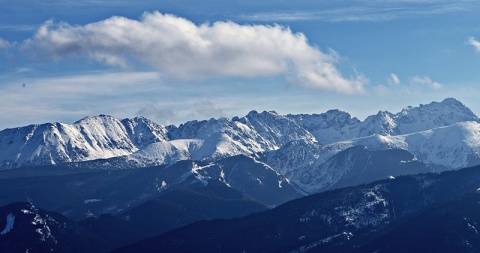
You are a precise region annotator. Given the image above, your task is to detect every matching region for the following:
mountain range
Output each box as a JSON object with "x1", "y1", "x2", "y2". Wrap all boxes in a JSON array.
[
  {"x1": 3, "y1": 97, "x2": 480, "y2": 252},
  {"x1": 1, "y1": 98, "x2": 480, "y2": 194}
]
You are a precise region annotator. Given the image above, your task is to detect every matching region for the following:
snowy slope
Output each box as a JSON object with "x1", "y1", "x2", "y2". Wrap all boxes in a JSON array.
[
  {"x1": 128, "y1": 139, "x2": 202, "y2": 166},
  {"x1": 357, "y1": 98, "x2": 479, "y2": 137},
  {"x1": 320, "y1": 121, "x2": 480, "y2": 171},
  {"x1": 404, "y1": 121, "x2": 480, "y2": 170},
  {"x1": 0, "y1": 111, "x2": 317, "y2": 168},
  {"x1": 259, "y1": 98, "x2": 480, "y2": 193},
  {"x1": 2, "y1": 98, "x2": 480, "y2": 196},
  {"x1": 270, "y1": 121, "x2": 480, "y2": 192},
  {"x1": 394, "y1": 98, "x2": 479, "y2": 134},
  {"x1": 121, "y1": 117, "x2": 169, "y2": 148},
  {"x1": 286, "y1": 97, "x2": 479, "y2": 144},
  {"x1": 165, "y1": 111, "x2": 317, "y2": 162},
  {"x1": 0, "y1": 115, "x2": 169, "y2": 168}
]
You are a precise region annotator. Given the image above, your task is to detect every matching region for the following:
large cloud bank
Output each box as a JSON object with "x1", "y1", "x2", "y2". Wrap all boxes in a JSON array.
[{"x1": 22, "y1": 11, "x2": 364, "y2": 94}]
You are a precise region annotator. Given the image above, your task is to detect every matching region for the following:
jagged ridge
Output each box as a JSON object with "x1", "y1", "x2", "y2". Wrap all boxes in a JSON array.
[{"x1": 1, "y1": 98, "x2": 480, "y2": 195}]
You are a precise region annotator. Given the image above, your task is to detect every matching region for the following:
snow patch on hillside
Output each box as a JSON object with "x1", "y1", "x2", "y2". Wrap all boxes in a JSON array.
[{"x1": 0, "y1": 213, "x2": 15, "y2": 235}]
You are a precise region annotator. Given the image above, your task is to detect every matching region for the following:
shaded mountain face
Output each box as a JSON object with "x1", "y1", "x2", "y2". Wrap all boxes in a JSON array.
[
  {"x1": 317, "y1": 146, "x2": 432, "y2": 191},
  {"x1": 0, "y1": 202, "x2": 108, "y2": 253},
  {"x1": 4, "y1": 163, "x2": 480, "y2": 253},
  {"x1": 112, "y1": 165, "x2": 480, "y2": 253},
  {"x1": 0, "y1": 181, "x2": 268, "y2": 253},
  {"x1": 356, "y1": 193, "x2": 480, "y2": 253},
  {"x1": 0, "y1": 155, "x2": 300, "y2": 221},
  {"x1": 1, "y1": 97, "x2": 480, "y2": 195},
  {"x1": 119, "y1": 180, "x2": 267, "y2": 240}
]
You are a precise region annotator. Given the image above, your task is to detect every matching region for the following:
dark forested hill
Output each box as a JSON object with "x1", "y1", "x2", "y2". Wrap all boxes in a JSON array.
[{"x1": 113, "y1": 165, "x2": 480, "y2": 253}]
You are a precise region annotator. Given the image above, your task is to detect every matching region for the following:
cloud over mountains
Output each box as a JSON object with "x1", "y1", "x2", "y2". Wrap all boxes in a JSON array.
[{"x1": 20, "y1": 11, "x2": 364, "y2": 94}]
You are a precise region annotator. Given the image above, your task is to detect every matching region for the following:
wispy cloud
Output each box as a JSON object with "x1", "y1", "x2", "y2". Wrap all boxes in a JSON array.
[
  {"x1": 0, "y1": 24, "x2": 39, "y2": 32},
  {"x1": 193, "y1": 101, "x2": 224, "y2": 118},
  {"x1": 238, "y1": 2, "x2": 478, "y2": 22},
  {"x1": 0, "y1": 70, "x2": 259, "y2": 129},
  {"x1": 20, "y1": 11, "x2": 365, "y2": 94},
  {"x1": 375, "y1": 74, "x2": 442, "y2": 95},
  {"x1": 410, "y1": 76, "x2": 442, "y2": 90},
  {"x1": 7, "y1": 0, "x2": 134, "y2": 8},
  {"x1": 0, "y1": 38, "x2": 10, "y2": 49},
  {"x1": 239, "y1": 8, "x2": 397, "y2": 22},
  {"x1": 239, "y1": 12, "x2": 321, "y2": 22},
  {"x1": 136, "y1": 100, "x2": 225, "y2": 125},
  {"x1": 0, "y1": 71, "x2": 161, "y2": 128},
  {"x1": 137, "y1": 104, "x2": 176, "y2": 125},
  {"x1": 467, "y1": 37, "x2": 480, "y2": 53},
  {"x1": 388, "y1": 73, "x2": 401, "y2": 85}
]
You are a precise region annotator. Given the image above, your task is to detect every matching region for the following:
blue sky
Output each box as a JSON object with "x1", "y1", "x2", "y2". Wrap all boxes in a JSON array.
[{"x1": 1, "y1": 0, "x2": 480, "y2": 130}]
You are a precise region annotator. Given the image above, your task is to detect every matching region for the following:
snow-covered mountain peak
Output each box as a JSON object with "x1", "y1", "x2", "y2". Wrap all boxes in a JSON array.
[
  {"x1": 439, "y1": 97, "x2": 468, "y2": 107},
  {"x1": 74, "y1": 114, "x2": 119, "y2": 125},
  {"x1": 121, "y1": 116, "x2": 169, "y2": 148},
  {"x1": 398, "y1": 98, "x2": 469, "y2": 115},
  {"x1": 288, "y1": 109, "x2": 360, "y2": 129},
  {"x1": 2, "y1": 96, "x2": 480, "y2": 195},
  {"x1": 243, "y1": 110, "x2": 281, "y2": 122},
  {"x1": 324, "y1": 109, "x2": 360, "y2": 122},
  {"x1": 360, "y1": 111, "x2": 397, "y2": 136},
  {"x1": 287, "y1": 110, "x2": 361, "y2": 144},
  {"x1": 0, "y1": 115, "x2": 171, "y2": 168},
  {"x1": 239, "y1": 109, "x2": 317, "y2": 146},
  {"x1": 393, "y1": 98, "x2": 479, "y2": 135}
]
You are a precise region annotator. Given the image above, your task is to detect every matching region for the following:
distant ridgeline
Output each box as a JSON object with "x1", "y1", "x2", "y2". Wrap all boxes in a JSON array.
[{"x1": 1, "y1": 98, "x2": 479, "y2": 194}]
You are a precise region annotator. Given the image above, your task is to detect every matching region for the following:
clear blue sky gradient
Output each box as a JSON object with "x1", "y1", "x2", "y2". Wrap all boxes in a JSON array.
[{"x1": 1, "y1": 0, "x2": 480, "y2": 129}]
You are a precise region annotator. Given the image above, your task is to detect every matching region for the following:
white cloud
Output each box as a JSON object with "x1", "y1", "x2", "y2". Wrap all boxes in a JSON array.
[
  {"x1": 136, "y1": 100, "x2": 224, "y2": 125},
  {"x1": 239, "y1": 12, "x2": 320, "y2": 22},
  {"x1": 0, "y1": 71, "x2": 161, "y2": 129},
  {"x1": 389, "y1": 73, "x2": 400, "y2": 85},
  {"x1": 21, "y1": 11, "x2": 364, "y2": 94},
  {"x1": 137, "y1": 104, "x2": 175, "y2": 124},
  {"x1": 193, "y1": 101, "x2": 224, "y2": 118},
  {"x1": 0, "y1": 38, "x2": 10, "y2": 48},
  {"x1": 0, "y1": 70, "x2": 251, "y2": 129},
  {"x1": 373, "y1": 85, "x2": 389, "y2": 96},
  {"x1": 410, "y1": 76, "x2": 442, "y2": 90},
  {"x1": 375, "y1": 74, "x2": 442, "y2": 95},
  {"x1": 238, "y1": 1, "x2": 477, "y2": 23},
  {"x1": 0, "y1": 24, "x2": 38, "y2": 32},
  {"x1": 468, "y1": 37, "x2": 480, "y2": 53}
]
